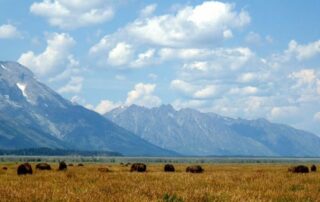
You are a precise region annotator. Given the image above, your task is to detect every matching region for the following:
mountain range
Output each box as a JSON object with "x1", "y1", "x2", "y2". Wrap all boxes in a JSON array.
[
  {"x1": 0, "y1": 61, "x2": 175, "y2": 156},
  {"x1": 106, "y1": 104, "x2": 320, "y2": 157},
  {"x1": 2, "y1": 61, "x2": 320, "y2": 157}
]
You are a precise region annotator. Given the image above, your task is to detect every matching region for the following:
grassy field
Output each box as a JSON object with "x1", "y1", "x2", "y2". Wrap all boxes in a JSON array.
[{"x1": 0, "y1": 162, "x2": 319, "y2": 202}]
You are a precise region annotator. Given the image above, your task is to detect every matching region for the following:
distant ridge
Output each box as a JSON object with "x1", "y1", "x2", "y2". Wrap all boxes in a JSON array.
[{"x1": 106, "y1": 104, "x2": 320, "y2": 157}]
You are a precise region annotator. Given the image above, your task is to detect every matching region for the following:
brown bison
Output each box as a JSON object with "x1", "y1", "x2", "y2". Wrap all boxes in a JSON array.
[
  {"x1": 311, "y1": 165, "x2": 317, "y2": 172},
  {"x1": 2, "y1": 167, "x2": 8, "y2": 171},
  {"x1": 58, "y1": 161, "x2": 67, "y2": 171},
  {"x1": 17, "y1": 163, "x2": 33, "y2": 175},
  {"x1": 186, "y1": 165, "x2": 204, "y2": 173},
  {"x1": 130, "y1": 163, "x2": 147, "y2": 172},
  {"x1": 98, "y1": 167, "x2": 110, "y2": 173},
  {"x1": 164, "y1": 164, "x2": 175, "y2": 172},
  {"x1": 78, "y1": 163, "x2": 84, "y2": 167},
  {"x1": 36, "y1": 163, "x2": 51, "y2": 170},
  {"x1": 288, "y1": 165, "x2": 309, "y2": 173},
  {"x1": 68, "y1": 163, "x2": 74, "y2": 167}
]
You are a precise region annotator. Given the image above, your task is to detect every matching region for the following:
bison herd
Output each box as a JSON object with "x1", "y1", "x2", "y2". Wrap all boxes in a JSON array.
[
  {"x1": 16, "y1": 161, "x2": 67, "y2": 175},
  {"x1": 12, "y1": 162, "x2": 206, "y2": 175},
  {"x1": 5, "y1": 162, "x2": 318, "y2": 176},
  {"x1": 129, "y1": 163, "x2": 205, "y2": 173}
]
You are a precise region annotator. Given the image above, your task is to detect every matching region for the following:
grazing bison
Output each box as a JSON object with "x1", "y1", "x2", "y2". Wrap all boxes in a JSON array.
[
  {"x1": 98, "y1": 167, "x2": 110, "y2": 173},
  {"x1": 58, "y1": 161, "x2": 67, "y2": 171},
  {"x1": 311, "y1": 165, "x2": 317, "y2": 172},
  {"x1": 68, "y1": 163, "x2": 74, "y2": 167},
  {"x1": 2, "y1": 167, "x2": 8, "y2": 171},
  {"x1": 164, "y1": 164, "x2": 175, "y2": 172},
  {"x1": 78, "y1": 163, "x2": 84, "y2": 167},
  {"x1": 130, "y1": 163, "x2": 147, "y2": 172},
  {"x1": 288, "y1": 165, "x2": 309, "y2": 173},
  {"x1": 186, "y1": 165, "x2": 204, "y2": 173},
  {"x1": 36, "y1": 163, "x2": 51, "y2": 170},
  {"x1": 17, "y1": 163, "x2": 33, "y2": 175}
]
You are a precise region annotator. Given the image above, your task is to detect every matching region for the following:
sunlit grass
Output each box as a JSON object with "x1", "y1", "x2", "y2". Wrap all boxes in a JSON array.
[{"x1": 0, "y1": 163, "x2": 319, "y2": 201}]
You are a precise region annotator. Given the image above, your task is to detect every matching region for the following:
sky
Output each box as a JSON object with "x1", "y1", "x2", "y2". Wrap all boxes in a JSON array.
[{"x1": 1, "y1": 0, "x2": 320, "y2": 135}]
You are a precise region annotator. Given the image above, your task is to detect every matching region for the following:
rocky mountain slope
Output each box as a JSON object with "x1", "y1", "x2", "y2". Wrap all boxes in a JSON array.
[{"x1": 0, "y1": 61, "x2": 175, "y2": 156}]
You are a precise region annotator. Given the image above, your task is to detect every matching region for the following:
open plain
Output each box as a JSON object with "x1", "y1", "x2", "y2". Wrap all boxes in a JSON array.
[{"x1": 0, "y1": 162, "x2": 320, "y2": 202}]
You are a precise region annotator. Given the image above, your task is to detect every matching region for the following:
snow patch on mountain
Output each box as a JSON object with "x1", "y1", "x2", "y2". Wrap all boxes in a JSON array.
[
  {"x1": 1, "y1": 64, "x2": 7, "y2": 70},
  {"x1": 16, "y1": 83, "x2": 31, "y2": 102},
  {"x1": 16, "y1": 83, "x2": 28, "y2": 99}
]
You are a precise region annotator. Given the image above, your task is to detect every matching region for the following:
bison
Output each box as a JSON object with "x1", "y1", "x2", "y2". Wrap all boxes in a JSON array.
[
  {"x1": 98, "y1": 167, "x2": 110, "y2": 173},
  {"x1": 288, "y1": 165, "x2": 309, "y2": 173},
  {"x1": 17, "y1": 163, "x2": 33, "y2": 175},
  {"x1": 68, "y1": 163, "x2": 74, "y2": 167},
  {"x1": 311, "y1": 165, "x2": 317, "y2": 172},
  {"x1": 58, "y1": 161, "x2": 67, "y2": 171},
  {"x1": 2, "y1": 167, "x2": 8, "y2": 171},
  {"x1": 36, "y1": 163, "x2": 51, "y2": 170},
  {"x1": 78, "y1": 163, "x2": 84, "y2": 167},
  {"x1": 130, "y1": 163, "x2": 147, "y2": 172},
  {"x1": 186, "y1": 165, "x2": 204, "y2": 173},
  {"x1": 164, "y1": 164, "x2": 175, "y2": 172}
]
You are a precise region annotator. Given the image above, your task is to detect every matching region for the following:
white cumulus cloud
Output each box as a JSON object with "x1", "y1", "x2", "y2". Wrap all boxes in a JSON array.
[
  {"x1": 269, "y1": 106, "x2": 300, "y2": 124},
  {"x1": 90, "y1": 1, "x2": 250, "y2": 68},
  {"x1": 18, "y1": 32, "x2": 76, "y2": 78},
  {"x1": 140, "y1": 4, "x2": 157, "y2": 17},
  {"x1": 171, "y1": 79, "x2": 220, "y2": 99},
  {"x1": 125, "y1": 83, "x2": 161, "y2": 107},
  {"x1": 58, "y1": 76, "x2": 83, "y2": 94},
  {"x1": 94, "y1": 100, "x2": 121, "y2": 114},
  {"x1": 30, "y1": 0, "x2": 114, "y2": 29},
  {"x1": 229, "y1": 86, "x2": 258, "y2": 95},
  {"x1": 193, "y1": 85, "x2": 219, "y2": 99},
  {"x1": 0, "y1": 24, "x2": 20, "y2": 39},
  {"x1": 286, "y1": 40, "x2": 320, "y2": 60},
  {"x1": 131, "y1": 49, "x2": 156, "y2": 68},
  {"x1": 126, "y1": 1, "x2": 250, "y2": 46},
  {"x1": 88, "y1": 83, "x2": 162, "y2": 114},
  {"x1": 108, "y1": 42, "x2": 133, "y2": 66},
  {"x1": 289, "y1": 69, "x2": 316, "y2": 86}
]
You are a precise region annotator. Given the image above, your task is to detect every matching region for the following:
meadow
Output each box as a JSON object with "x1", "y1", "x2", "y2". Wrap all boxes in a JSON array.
[{"x1": 0, "y1": 161, "x2": 320, "y2": 202}]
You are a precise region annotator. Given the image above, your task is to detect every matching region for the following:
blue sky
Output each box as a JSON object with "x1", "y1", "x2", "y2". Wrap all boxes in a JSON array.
[{"x1": 1, "y1": 0, "x2": 320, "y2": 134}]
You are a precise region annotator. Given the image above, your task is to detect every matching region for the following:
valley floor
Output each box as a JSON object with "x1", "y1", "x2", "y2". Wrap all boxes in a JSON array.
[{"x1": 0, "y1": 163, "x2": 319, "y2": 201}]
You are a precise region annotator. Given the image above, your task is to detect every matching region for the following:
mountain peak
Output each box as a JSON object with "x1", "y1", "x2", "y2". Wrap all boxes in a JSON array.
[
  {"x1": 156, "y1": 104, "x2": 175, "y2": 112},
  {"x1": 129, "y1": 104, "x2": 145, "y2": 109},
  {"x1": 0, "y1": 61, "x2": 69, "y2": 107},
  {"x1": 0, "y1": 61, "x2": 34, "y2": 78}
]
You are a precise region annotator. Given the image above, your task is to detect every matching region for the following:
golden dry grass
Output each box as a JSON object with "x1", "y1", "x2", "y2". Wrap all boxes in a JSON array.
[{"x1": 0, "y1": 163, "x2": 320, "y2": 202}]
